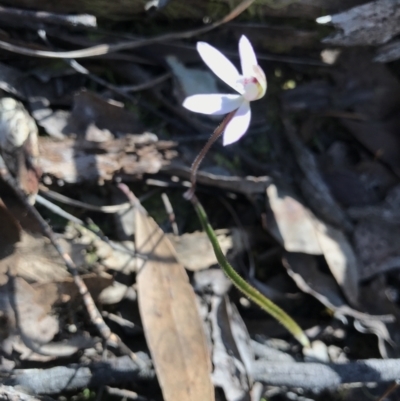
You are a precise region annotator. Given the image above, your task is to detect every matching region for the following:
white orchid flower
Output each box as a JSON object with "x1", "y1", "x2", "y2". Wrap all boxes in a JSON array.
[{"x1": 183, "y1": 35, "x2": 267, "y2": 146}]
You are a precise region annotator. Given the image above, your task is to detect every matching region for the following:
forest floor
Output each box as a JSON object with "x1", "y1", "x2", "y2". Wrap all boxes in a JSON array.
[{"x1": 1, "y1": 1, "x2": 400, "y2": 401}]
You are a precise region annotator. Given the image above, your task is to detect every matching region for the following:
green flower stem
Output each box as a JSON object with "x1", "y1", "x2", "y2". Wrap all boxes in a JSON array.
[{"x1": 192, "y1": 196, "x2": 310, "y2": 348}]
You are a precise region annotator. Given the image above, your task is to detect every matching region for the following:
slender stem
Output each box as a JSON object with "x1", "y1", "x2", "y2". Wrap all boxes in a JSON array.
[
  {"x1": 191, "y1": 195, "x2": 310, "y2": 348},
  {"x1": 185, "y1": 110, "x2": 237, "y2": 200}
]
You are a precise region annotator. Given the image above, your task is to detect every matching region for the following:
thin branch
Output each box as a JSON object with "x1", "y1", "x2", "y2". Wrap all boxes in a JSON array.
[
  {"x1": 105, "y1": 387, "x2": 147, "y2": 401},
  {"x1": 38, "y1": 42, "x2": 188, "y2": 131},
  {"x1": 39, "y1": 186, "x2": 131, "y2": 213},
  {"x1": 119, "y1": 72, "x2": 171, "y2": 92},
  {"x1": 376, "y1": 381, "x2": 400, "y2": 401},
  {"x1": 0, "y1": 0, "x2": 256, "y2": 59},
  {"x1": 0, "y1": 6, "x2": 96, "y2": 28},
  {"x1": 36, "y1": 194, "x2": 139, "y2": 258},
  {"x1": 161, "y1": 192, "x2": 179, "y2": 236}
]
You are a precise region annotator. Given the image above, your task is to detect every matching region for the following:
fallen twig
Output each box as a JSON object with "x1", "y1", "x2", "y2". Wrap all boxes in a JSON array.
[
  {"x1": 36, "y1": 30, "x2": 187, "y2": 132},
  {"x1": 0, "y1": 0, "x2": 255, "y2": 59},
  {"x1": 6, "y1": 356, "x2": 155, "y2": 394},
  {"x1": 161, "y1": 163, "x2": 271, "y2": 195},
  {"x1": 119, "y1": 72, "x2": 172, "y2": 92},
  {"x1": 105, "y1": 387, "x2": 146, "y2": 401},
  {"x1": 39, "y1": 186, "x2": 131, "y2": 213},
  {"x1": 0, "y1": 6, "x2": 96, "y2": 28},
  {"x1": 252, "y1": 358, "x2": 400, "y2": 390},
  {"x1": 161, "y1": 192, "x2": 179, "y2": 236},
  {"x1": 376, "y1": 381, "x2": 400, "y2": 401},
  {"x1": 8, "y1": 356, "x2": 400, "y2": 394}
]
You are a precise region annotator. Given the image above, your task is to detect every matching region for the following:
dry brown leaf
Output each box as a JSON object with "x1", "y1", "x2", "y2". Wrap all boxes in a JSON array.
[
  {"x1": 0, "y1": 98, "x2": 40, "y2": 201},
  {"x1": 34, "y1": 272, "x2": 113, "y2": 305},
  {"x1": 13, "y1": 232, "x2": 82, "y2": 283},
  {"x1": 0, "y1": 276, "x2": 59, "y2": 358},
  {"x1": 267, "y1": 183, "x2": 359, "y2": 306},
  {"x1": 0, "y1": 198, "x2": 21, "y2": 284},
  {"x1": 283, "y1": 253, "x2": 395, "y2": 358},
  {"x1": 135, "y1": 206, "x2": 214, "y2": 401}
]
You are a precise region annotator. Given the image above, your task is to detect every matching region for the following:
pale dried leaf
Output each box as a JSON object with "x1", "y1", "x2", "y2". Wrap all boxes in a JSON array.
[
  {"x1": 267, "y1": 184, "x2": 322, "y2": 254},
  {"x1": 13, "y1": 233, "x2": 80, "y2": 283},
  {"x1": 313, "y1": 221, "x2": 359, "y2": 306},
  {"x1": 97, "y1": 241, "x2": 136, "y2": 274},
  {"x1": 0, "y1": 277, "x2": 59, "y2": 357},
  {"x1": 135, "y1": 207, "x2": 214, "y2": 401},
  {"x1": 34, "y1": 273, "x2": 113, "y2": 305},
  {"x1": 168, "y1": 230, "x2": 233, "y2": 271},
  {"x1": 98, "y1": 281, "x2": 129, "y2": 305},
  {"x1": 267, "y1": 183, "x2": 359, "y2": 305},
  {"x1": 193, "y1": 269, "x2": 232, "y2": 296}
]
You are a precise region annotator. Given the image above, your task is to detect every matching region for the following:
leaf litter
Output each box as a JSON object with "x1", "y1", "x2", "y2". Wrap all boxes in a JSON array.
[{"x1": 1, "y1": 2, "x2": 400, "y2": 401}]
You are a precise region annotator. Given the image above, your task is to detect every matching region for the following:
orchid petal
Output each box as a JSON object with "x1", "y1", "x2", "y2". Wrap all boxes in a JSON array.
[
  {"x1": 239, "y1": 35, "x2": 258, "y2": 77},
  {"x1": 223, "y1": 101, "x2": 251, "y2": 146},
  {"x1": 197, "y1": 42, "x2": 243, "y2": 94},
  {"x1": 183, "y1": 94, "x2": 243, "y2": 115}
]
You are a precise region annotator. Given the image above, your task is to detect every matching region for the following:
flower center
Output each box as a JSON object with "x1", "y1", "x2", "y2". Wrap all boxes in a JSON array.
[{"x1": 237, "y1": 76, "x2": 263, "y2": 101}]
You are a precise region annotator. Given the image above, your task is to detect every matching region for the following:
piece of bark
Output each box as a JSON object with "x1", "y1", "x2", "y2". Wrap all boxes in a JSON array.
[
  {"x1": 375, "y1": 39, "x2": 400, "y2": 62},
  {"x1": 322, "y1": 0, "x2": 400, "y2": 46},
  {"x1": 39, "y1": 136, "x2": 176, "y2": 184}
]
